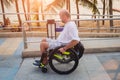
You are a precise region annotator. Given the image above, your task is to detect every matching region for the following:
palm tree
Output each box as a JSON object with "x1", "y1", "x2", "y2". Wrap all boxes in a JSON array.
[
  {"x1": 66, "y1": 0, "x2": 70, "y2": 12},
  {"x1": 101, "y1": 0, "x2": 106, "y2": 25},
  {"x1": 0, "y1": 0, "x2": 22, "y2": 30},
  {"x1": 44, "y1": 0, "x2": 100, "y2": 19},
  {"x1": 44, "y1": 0, "x2": 65, "y2": 13},
  {"x1": 76, "y1": 0, "x2": 79, "y2": 20},
  {"x1": 27, "y1": 0, "x2": 30, "y2": 23},
  {"x1": 79, "y1": 0, "x2": 100, "y2": 17},
  {"x1": 31, "y1": 0, "x2": 40, "y2": 26},
  {"x1": 101, "y1": 0, "x2": 119, "y2": 31},
  {"x1": 22, "y1": 0, "x2": 28, "y2": 21},
  {"x1": 0, "y1": 0, "x2": 6, "y2": 26},
  {"x1": 44, "y1": 0, "x2": 100, "y2": 27},
  {"x1": 0, "y1": 0, "x2": 13, "y2": 26},
  {"x1": 109, "y1": 0, "x2": 113, "y2": 31},
  {"x1": 14, "y1": 0, "x2": 22, "y2": 29},
  {"x1": 78, "y1": 0, "x2": 100, "y2": 26},
  {"x1": 41, "y1": 0, "x2": 44, "y2": 20}
]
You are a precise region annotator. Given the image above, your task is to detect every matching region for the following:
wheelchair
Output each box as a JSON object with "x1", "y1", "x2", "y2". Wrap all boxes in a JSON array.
[{"x1": 33, "y1": 42, "x2": 84, "y2": 74}]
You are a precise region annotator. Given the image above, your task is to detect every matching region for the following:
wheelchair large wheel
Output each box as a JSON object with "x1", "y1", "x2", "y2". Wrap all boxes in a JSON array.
[
  {"x1": 74, "y1": 42, "x2": 84, "y2": 59},
  {"x1": 49, "y1": 48, "x2": 79, "y2": 74}
]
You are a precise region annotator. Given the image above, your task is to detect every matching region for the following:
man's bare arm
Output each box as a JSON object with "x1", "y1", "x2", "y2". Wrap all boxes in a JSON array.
[{"x1": 63, "y1": 40, "x2": 79, "y2": 51}]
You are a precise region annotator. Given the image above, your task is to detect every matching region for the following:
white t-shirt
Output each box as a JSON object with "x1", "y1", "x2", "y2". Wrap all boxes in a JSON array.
[{"x1": 57, "y1": 21, "x2": 80, "y2": 44}]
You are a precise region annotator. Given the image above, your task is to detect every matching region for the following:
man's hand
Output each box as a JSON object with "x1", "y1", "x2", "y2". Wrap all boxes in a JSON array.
[
  {"x1": 59, "y1": 40, "x2": 79, "y2": 53},
  {"x1": 59, "y1": 47, "x2": 66, "y2": 53}
]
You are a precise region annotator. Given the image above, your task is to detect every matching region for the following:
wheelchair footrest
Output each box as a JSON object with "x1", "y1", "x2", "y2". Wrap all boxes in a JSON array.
[{"x1": 33, "y1": 60, "x2": 45, "y2": 68}]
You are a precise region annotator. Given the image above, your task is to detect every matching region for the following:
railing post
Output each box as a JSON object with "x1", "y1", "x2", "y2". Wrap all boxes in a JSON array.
[
  {"x1": 96, "y1": 20, "x2": 100, "y2": 33},
  {"x1": 22, "y1": 22, "x2": 27, "y2": 49},
  {"x1": 96, "y1": 15, "x2": 100, "y2": 33}
]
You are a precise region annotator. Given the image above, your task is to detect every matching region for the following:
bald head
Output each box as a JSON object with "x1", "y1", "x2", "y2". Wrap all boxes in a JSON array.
[
  {"x1": 59, "y1": 9, "x2": 71, "y2": 23},
  {"x1": 59, "y1": 9, "x2": 71, "y2": 18}
]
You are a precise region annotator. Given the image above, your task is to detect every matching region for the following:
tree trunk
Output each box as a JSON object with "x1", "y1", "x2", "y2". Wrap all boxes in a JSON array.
[
  {"x1": 66, "y1": 0, "x2": 70, "y2": 13},
  {"x1": 0, "y1": 0, "x2": 6, "y2": 26},
  {"x1": 22, "y1": 0, "x2": 28, "y2": 21},
  {"x1": 36, "y1": 11, "x2": 40, "y2": 26},
  {"x1": 15, "y1": 0, "x2": 22, "y2": 31},
  {"x1": 76, "y1": 0, "x2": 80, "y2": 27},
  {"x1": 41, "y1": 0, "x2": 44, "y2": 20},
  {"x1": 109, "y1": 0, "x2": 113, "y2": 32},
  {"x1": 102, "y1": 0, "x2": 105, "y2": 25},
  {"x1": 27, "y1": 0, "x2": 31, "y2": 30},
  {"x1": 32, "y1": 0, "x2": 40, "y2": 26},
  {"x1": 35, "y1": 0, "x2": 40, "y2": 26},
  {"x1": 27, "y1": 0, "x2": 30, "y2": 21}
]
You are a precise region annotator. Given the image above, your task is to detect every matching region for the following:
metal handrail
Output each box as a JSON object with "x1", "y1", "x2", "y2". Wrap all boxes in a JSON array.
[
  {"x1": 0, "y1": 13, "x2": 120, "y2": 49},
  {"x1": 0, "y1": 12, "x2": 120, "y2": 17},
  {"x1": 20, "y1": 18, "x2": 120, "y2": 22},
  {"x1": 22, "y1": 17, "x2": 120, "y2": 49}
]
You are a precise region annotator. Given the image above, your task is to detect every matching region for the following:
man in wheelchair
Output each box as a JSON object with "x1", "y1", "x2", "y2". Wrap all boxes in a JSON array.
[{"x1": 33, "y1": 9, "x2": 84, "y2": 74}]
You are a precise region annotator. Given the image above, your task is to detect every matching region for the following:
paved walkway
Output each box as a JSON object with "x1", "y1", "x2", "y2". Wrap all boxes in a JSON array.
[
  {"x1": 0, "y1": 38, "x2": 23, "y2": 80},
  {"x1": 0, "y1": 37, "x2": 120, "y2": 80},
  {"x1": 97, "y1": 52, "x2": 120, "y2": 80},
  {"x1": 15, "y1": 54, "x2": 111, "y2": 80}
]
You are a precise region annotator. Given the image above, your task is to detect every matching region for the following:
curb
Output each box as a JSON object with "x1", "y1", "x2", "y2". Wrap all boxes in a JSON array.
[{"x1": 22, "y1": 47, "x2": 120, "y2": 58}]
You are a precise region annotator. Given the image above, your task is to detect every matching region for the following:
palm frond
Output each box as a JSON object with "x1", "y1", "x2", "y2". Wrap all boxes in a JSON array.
[
  {"x1": 2, "y1": 0, "x2": 14, "y2": 8},
  {"x1": 89, "y1": 0, "x2": 97, "y2": 4},
  {"x1": 79, "y1": 0, "x2": 100, "y2": 14},
  {"x1": 2, "y1": 0, "x2": 11, "y2": 8},
  {"x1": 44, "y1": 0, "x2": 65, "y2": 13}
]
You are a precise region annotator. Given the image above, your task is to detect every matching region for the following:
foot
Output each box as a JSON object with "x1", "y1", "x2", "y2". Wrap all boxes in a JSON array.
[
  {"x1": 35, "y1": 60, "x2": 40, "y2": 63},
  {"x1": 33, "y1": 62, "x2": 45, "y2": 68},
  {"x1": 33, "y1": 62, "x2": 40, "y2": 66}
]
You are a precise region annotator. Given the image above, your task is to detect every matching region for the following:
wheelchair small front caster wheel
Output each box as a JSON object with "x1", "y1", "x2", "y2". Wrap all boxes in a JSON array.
[{"x1": 41, "y1": 67, "x2": 48, "y2": 73}]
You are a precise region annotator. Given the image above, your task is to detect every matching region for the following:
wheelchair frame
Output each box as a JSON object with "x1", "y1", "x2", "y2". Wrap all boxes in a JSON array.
[{"x1": 34, "y1": 42, "x2": 84, "y2": 74}]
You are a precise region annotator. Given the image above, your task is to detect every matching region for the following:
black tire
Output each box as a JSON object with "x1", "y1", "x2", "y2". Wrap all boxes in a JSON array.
[
  {"x1": 74, "y1": 42, "x2": 84, "y2": 59},
  {"x1": 49, "y1": 48, "x2": 79, "y2": 74},
  {"x1": 41, "y1": 67, "x2": 48, "y2": 73}
]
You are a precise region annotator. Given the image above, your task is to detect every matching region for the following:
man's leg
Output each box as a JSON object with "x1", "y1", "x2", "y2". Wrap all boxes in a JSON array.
[
  {"x1": 39, "y1": 39, "x2": 49, "y2": 65},
  {"x1": 40, "y1": 39, "x2": 48, "y2": 53},
  {"x1": 34, "y1": 39, "x2": 49, "y2": 66}
]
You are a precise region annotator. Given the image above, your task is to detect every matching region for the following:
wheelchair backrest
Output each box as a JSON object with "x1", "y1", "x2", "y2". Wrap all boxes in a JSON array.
[{"x1": 74, "y1": 42, "x2": 85, "y2": 54}]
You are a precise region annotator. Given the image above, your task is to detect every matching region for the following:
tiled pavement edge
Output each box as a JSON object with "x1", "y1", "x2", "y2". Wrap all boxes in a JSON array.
[
  {"x1": 97, "y1": 52, "x2": 120, "y2": 80},
  {"x1": 0, "y1": 38, "x2": 22, "y2": 55},
  {"x1": 0, "y1": 38, "x2": 23, "y2": 80}
]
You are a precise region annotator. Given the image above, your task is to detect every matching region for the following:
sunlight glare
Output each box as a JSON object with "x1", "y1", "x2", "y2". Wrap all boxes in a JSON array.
[{"x1": 44, "y1": 0, "x2": 54, "y2": 4}]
